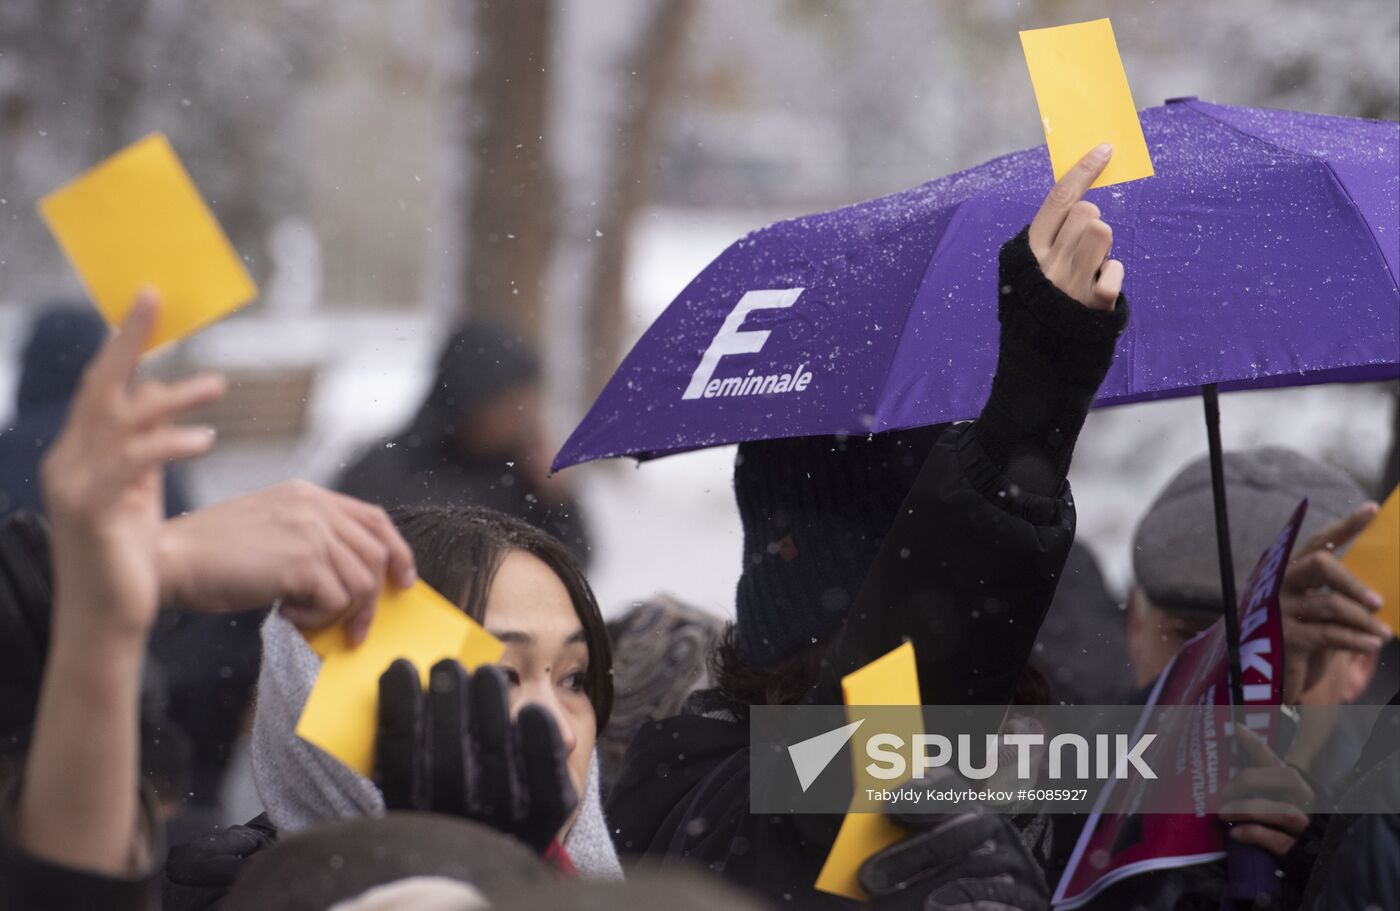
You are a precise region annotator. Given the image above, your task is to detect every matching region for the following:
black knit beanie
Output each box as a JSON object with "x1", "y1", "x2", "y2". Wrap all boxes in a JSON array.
[
  {"x1": 733, "y1": 425, "x2": 945, "y2": 667},
  {"x1": 407, "y1": 321, "x2": 541, "y2": 443}
]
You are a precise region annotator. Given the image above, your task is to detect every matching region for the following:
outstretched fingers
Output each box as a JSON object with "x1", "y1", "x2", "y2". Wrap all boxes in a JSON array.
[{"x1": 127, "y1": 373, "x2": 227, "y2": 430}]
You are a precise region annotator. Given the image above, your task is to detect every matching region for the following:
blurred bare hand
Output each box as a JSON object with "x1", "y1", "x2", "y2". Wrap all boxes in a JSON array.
[
  {"x1": 158, "y1": 480, "x2": 416, "y2": 646},
  {"x1": 1280, "y1": 502, "x2": 1389, "y2": 703},
  {"x1": 1220, "y1": 727, "x2": 1314, "y2": 857},
  {"x1": 41, "y1": 292, "x2": 225, "y2": 639},
  {"x1": 1028, "y1": 144, "x2": 1123, "y2": 310}
]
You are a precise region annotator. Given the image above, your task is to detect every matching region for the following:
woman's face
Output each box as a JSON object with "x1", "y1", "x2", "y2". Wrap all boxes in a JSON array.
[{"x1": 481, "y1": 549, "x2": 597, "y2": 831}]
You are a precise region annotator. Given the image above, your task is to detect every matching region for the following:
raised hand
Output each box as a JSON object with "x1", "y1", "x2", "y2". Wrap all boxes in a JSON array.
[
  {"x1": 1219, "y1": 726, "x2": 1315, "y2": 858},
  {"x1": 373, "y1": 660, "x2": 578, "y2": 854},
  {"x1": 1028, "y1": 144, "x2": 1123, "y2": 311},
  {"x1": 21, "y1": 291, "x2": 225, "y2": 875},
  {"x1": 41, "y1": 291, "x2": 226, "y2": 640},
  {"x1": 1280, "y1": 502, "x2": 1390, "y2": 702}
]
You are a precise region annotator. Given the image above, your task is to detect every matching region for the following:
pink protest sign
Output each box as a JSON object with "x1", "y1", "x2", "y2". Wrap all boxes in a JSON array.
[{"x1": 1052, "y1": 500, "x2": 1305, "y2": 909}]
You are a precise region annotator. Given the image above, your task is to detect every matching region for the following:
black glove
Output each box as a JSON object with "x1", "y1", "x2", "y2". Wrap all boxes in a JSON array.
[
  {"x1": 859, "y1": 811, "x2": 1049, "y2": 911},
  {"x1": 163, "y1": 814, "x2": 277, "y2": 909},
  {"x1": 373, "y1": 658, "x2": 577, "y2": 853}
]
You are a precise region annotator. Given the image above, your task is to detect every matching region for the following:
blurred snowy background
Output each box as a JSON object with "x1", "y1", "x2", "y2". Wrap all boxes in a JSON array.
[{"x1": 1, "y1": 0, "x2": 1397, "y2": 615}]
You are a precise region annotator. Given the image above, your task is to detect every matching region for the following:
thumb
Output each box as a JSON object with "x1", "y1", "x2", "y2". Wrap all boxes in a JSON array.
[{"x1": 1090, "y1": 259, "x2": 1123, "y2": 310}]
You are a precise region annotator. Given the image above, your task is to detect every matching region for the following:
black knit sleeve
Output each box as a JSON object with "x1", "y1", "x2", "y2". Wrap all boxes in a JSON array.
[
  {"x1": 972, "y1": 226, "x2": 1128, "y2": 497},
  {"x1": 809, "y1": 228, "x2": 1122, "y2": 709}
]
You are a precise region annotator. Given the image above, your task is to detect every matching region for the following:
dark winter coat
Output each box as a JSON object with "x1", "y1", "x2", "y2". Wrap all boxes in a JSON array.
[
  {"x1": 0, "y1": 510, "x2": 228, "y2": 814},
  {"x1": 0, "y1": 772, "x2": 163, "y2": 911},
  {"x1": 606, "y1": 227, "x2": 1130, "y2": 908},
  {"x1": 0, "y1": 513, "x2": 51, "y2": 755},
  {"x1": 1298, "y1": 689, "x2": 1400, "y2": 911},
  {"x1": 0, "y1": 513, "x2": 197, "y2": 911},
  {"x1": 1300, "y1": 803, "x2": 1400, "y2": 911},
  {"x1": 607, "y1": 423, "x2": 1078, "y2": 908},
  {"x1": 334, "y1": 321, "x2": 591, "y2": 563}
]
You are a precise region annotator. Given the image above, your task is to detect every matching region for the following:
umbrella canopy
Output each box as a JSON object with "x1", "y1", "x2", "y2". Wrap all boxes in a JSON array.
[{"x1": 555, "y1": 98, "x2": 1398, "y2": 471}]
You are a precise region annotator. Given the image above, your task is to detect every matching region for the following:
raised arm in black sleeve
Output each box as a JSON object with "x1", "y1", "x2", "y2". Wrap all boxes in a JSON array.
[{"x1": 817, "y1": 227, "x2": 1127, "y2": 706}]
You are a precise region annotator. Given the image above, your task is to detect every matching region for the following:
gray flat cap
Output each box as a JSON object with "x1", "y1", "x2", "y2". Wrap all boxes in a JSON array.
[{"x1": 1133, "y1": 447, "x2": 1366, "y2": 614}]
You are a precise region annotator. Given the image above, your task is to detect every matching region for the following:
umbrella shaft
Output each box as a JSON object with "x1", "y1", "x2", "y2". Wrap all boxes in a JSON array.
[{"x1": 1202, "y1": 385, "x2": 1248, "y2": 716}]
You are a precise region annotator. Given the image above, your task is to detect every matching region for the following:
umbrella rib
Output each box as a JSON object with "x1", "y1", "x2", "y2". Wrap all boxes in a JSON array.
[
  {"x1": 1184, "y1": 102, "x2": 1399, "y2": 292},
  {"x1": 1108, "y1": 167, "x2": 1149, "y2": 403},
  {"x1": 1308, "y1": 161, "x2": 1400, "y2": 293},
  {"x1": 868, "y1": 202, "x2": 972, "y2": 433}
]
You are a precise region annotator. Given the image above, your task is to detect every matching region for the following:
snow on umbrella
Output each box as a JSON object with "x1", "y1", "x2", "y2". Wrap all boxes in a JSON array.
[{"x1": 554, "y1": 98, "x2": 1398, "y2": 471}]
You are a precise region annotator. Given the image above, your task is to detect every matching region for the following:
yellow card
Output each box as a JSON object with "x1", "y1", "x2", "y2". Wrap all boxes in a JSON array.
[
  {"x1": 37, "y1": 133, "x2": 257, "y2": 351},
  {"x1": 814, "y1": 642, "x2": 923, "y2": 900},
  {"x1": 1343, "y1": 487, "x2": 1400, "y2": 636},
  {"x1": 1019, "y1": 18, "x2": 1154, "y2": 188},
  {"x1": 296, "y1": 581, "x2": 505, "y2": 777}
]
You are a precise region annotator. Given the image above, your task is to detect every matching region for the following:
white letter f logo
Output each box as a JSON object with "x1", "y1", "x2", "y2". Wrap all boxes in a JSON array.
[{"x1": 682, "y1": 288, "x2": 804, "y2": 400}]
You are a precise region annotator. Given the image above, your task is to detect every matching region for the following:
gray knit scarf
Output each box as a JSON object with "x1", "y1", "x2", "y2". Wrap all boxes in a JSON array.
[{"x1": 251, "y1": 611, "x2": 623, "y2": 881}]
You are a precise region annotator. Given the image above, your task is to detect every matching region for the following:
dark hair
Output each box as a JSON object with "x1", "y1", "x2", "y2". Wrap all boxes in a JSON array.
[
  {"x1": 710, "y1": 623, "x2": 832, "y2": 719},
  {"x1": 389, "y1": 504, "x2": 613, "y2": 731}
]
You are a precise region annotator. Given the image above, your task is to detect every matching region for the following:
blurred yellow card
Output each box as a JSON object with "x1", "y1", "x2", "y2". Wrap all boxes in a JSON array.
[
  {"x1": 297, "y1": 580, "x2": 505, "y2": 777},
  {"x1": 1344, "y1": 487, "x2": 1400, "y2": 636},
  {"x1": 1019, "y1": 18, "x2": 1154, "y2": 188},
  {"x1": 37, "y1": 133, "x2": 257, "y2": 351},
  {"x1": 814, "y1": 642, "x2": 923, "y2": 900}
]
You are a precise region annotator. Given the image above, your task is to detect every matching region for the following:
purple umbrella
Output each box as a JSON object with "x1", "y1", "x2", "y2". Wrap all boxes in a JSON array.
[
  {"x1": 556, "y1": 97, "x2": 1397, "y2": 908},
  {"x1": 554, "y1": 98, "x2": 1398, "y2": 471}
]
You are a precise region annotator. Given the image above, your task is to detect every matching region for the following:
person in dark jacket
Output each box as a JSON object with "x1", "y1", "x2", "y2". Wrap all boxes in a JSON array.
[
  {"x1": 336, "y1": 321, "x2": 591, "y2": 564},
  {"x1": 0, "y1": 295, "x2": 230, "y2": 910},
  {"x1": 0, "y1": 306, "x2": 260, "y2": 829},
  {"x1": 0, "y1": 304, "x2": 190, "y2": 519},
  {"x1": 608, "y1": 146, "x2": 1129, "y2": 909},
  {"x1": 0, "y1": 294, "x2": 418, "y2": 911},
  {"x1": 1056, "y1": 449, "x2": 1390, "y2": 908},
  {"x1": 1099, "y1": 448, "x2": 1391, "y2": 909}
]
